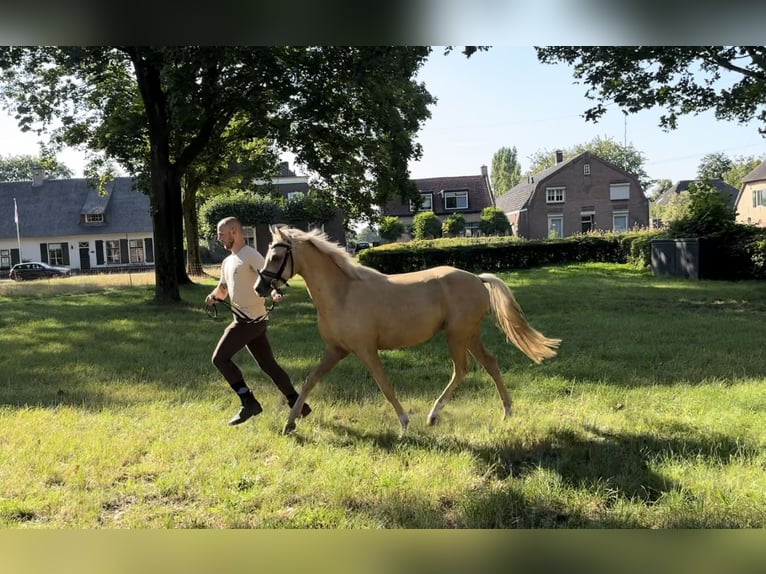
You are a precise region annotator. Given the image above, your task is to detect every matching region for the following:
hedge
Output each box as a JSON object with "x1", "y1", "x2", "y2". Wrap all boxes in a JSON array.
[{"x1": 357, "y1": 231, "x2": 663, "y2": 274}]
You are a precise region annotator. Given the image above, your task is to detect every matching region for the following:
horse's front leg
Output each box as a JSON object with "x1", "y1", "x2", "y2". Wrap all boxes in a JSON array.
[
  {"x1": 284, "y1": 346, "x2": 348, "y2": 435},
  {"x1": 356, "y1": 349, "x2": 409, "y2": 434}
]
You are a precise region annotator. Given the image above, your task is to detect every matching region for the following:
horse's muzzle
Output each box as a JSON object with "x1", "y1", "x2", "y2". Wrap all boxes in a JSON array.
[{"x1": 254, "y1": 274, "x2": 272, "y2": 297}]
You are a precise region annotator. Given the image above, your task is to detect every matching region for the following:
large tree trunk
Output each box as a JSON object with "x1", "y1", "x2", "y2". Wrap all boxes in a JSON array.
[
  {"x1": 183, "y1": 174, "x2": 205, "y2": 277},
  {"x1": 151, "y1": 167, "x2": 181, "y2": 303},
  {"x1": 129, "y1": 48, "x2": 189, "y2": 301}
]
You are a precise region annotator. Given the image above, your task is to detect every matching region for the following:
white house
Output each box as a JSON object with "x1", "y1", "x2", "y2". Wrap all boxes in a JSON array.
[{"x1": 0, "y1": 169, "x2": 154, "y2": 273}]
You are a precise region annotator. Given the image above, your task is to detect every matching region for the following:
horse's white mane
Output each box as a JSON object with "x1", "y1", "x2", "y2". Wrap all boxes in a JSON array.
[{"x1": 272, "y1": 226, "x2": 382, "y2": 281}]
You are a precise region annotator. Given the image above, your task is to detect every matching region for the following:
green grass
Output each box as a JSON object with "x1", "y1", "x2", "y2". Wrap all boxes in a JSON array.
[{"x1": 1, "y1": 263, "x2": 765, "y2": 528}]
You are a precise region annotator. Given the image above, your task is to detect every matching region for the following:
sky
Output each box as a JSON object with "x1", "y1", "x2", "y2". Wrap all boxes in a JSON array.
[
  {"x1": 406, "y1": 46, "x2": 766, "y2": 187},
  {"x1": 1, "y1": 46, "x2": 765, "y2": 191}
]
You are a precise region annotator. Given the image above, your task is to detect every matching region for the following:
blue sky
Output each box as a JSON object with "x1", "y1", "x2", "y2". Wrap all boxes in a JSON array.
[
  {"x1": 2, "y1": 46, "x2": 765, "y2": 190},
  {"x1": 408, "y1": 46, "x2": 766, "y2": 187}
]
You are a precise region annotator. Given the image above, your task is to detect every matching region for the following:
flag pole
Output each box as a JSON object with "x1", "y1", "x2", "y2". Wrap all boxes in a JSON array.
[{"x1": 13, "y1": 197, "x2": 22, "y2": 261}]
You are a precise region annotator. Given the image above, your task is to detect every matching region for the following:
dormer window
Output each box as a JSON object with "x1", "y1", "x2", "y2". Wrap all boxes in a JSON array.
[
  {"x1": 444, "y1": 190, "x2": 468, "y2": 210},
  {"x1": 85, "y1": 214, "x2": 104, "y2": 224},
  {"x1": 410, "y1": 192, "x2": 433, "y2": 212}
]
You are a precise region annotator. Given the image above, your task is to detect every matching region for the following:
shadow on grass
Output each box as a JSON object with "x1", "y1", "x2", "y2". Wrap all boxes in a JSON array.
[
  {"x1": 320, "y1": 419, "x2": 753, "y2": 528},
  {"x1": 3, "y1": 265, "x2": 766, "y2": 412}
]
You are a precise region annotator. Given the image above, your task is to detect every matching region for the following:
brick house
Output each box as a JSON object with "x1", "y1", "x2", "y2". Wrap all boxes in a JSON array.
[
  {"x1": 379, "y1": 166, "x2": 495, "y2": 238},
  {"x1": 0, "y1": 168, "x2": 154, "y2": 273},
  {"x1": 735, "y1": 157, "x2": 766, "y2": 227},
  {"x1": 496, "y1": 151, "x2": 649, "y2": 239}
]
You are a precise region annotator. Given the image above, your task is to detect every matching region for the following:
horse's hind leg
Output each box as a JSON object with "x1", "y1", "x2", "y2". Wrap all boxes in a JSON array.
[
  {"x1": 356, "y1": 349, "x2": 409, "y2": 433},
  {"x1": 284, "y1": 345, "x2": 348, "y2": 434},
  {"x1": 427, "y1": 337, "x2": 469, "y2": 426},
  {"x1": 468, "y1": 335, "x2": 512, "y2": 420}
]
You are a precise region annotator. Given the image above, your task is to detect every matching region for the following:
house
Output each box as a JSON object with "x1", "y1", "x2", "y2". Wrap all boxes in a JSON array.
[
  {"x1": 0, "y1": 168, "x2": 154, "y2": 273},
  {"x1": 379, "y1": 166, "x2": 495, "y2": 237},
  {"x1": 734, "y1": 158, "x2": 766, "y2": 227},
  {"x1": 655, "y1": 178, "x2": 738, "y2": 209},
  {"x1": 250, "y1": 162, "x2": 346, "y2": 252},
  {"x1": 496, "y1": 151, "x2": 648, "y2": 239}
]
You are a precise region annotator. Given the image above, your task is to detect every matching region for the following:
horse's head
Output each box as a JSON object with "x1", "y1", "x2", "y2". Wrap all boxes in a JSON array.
[{"x1": 255, "y1": 225, "x2": 295, "y2": 297}]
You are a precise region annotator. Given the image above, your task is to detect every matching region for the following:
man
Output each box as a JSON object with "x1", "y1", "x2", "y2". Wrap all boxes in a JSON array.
[{"x1": 206, "y1": 216, "x2": 311, "y2": 425}]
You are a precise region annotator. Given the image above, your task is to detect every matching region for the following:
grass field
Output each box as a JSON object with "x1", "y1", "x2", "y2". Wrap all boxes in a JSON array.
[{"x1": 1, "y1": 263, "x2": 765, "y2": 528}]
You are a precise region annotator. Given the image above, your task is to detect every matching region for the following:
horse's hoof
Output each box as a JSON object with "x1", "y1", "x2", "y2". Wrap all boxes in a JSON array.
[
  {"x1": 427, "y1": 414, "x2": 438, "y2": 426},
  {"x1": 283, "y1": 422, "x2": 296, "y2": 435}
]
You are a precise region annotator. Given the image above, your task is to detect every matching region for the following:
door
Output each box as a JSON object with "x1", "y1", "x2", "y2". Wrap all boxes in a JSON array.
[{"x1": 79, "y1": 242, "x2": 91, "y2": 271}]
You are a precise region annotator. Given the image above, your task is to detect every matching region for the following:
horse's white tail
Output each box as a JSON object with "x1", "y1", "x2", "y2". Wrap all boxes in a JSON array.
[{"x1": 479, "y1": 273, "x2": 561, "y2": 364}]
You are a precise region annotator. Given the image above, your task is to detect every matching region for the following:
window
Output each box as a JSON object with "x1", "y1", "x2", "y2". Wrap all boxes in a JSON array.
[
  {"x1": 583, "y1": 163, "x2": 591, "y2": 176},
  {"x1": 548, "y1": 215, "x2": 563, "y2": 238},
  {"x1": 410, "y1": 193, "x2": 433, "y2": 212},
  {"x1": 106, "y1": 240, "x2": 121, "y2": 263},
  {"x1": 581, "y1": 212, "x2": 594, "y2": 233},
  {"x1": 48, "y1": 243, "x2": 65, "y2": 266},
  {"x1": 610, "y1": 183, "x2": 630, "y2": 201},
  {"x1": 85, "y1": 213, "x2": 104, "y2": 223},
  {"x1": 129, "y1": 239, "x2": 145, "y2": 263},
  {"x1": 0, "y1": 249, "x2": 9, "y2": 269},
  {"x1": 613, "y1": 211, "x2": 629, "y2": 232},
  {"x1": 287, "y1": 191, "x2": 305, "y2": 201},
  {"x1": 753, "y1": 189, "x2": 766, "y2": 207},
  {"x1": 546, "y1": 186, "x2": 566, "y2": 204},
  {"x1": 243, "y1": 226, "x2": 256, "y2": 249},
  {"x1": 444, "y1": 190, "x2": 468, "y2": 210}
]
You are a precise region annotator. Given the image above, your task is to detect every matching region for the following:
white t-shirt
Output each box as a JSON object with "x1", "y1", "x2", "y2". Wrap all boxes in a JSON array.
[{"x1": 220, "y1": 244, "x2": 268, "y2": 320}]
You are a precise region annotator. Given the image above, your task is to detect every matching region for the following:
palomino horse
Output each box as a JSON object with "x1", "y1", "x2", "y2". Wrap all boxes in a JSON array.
[{"x1": 255, "y1": 225, "x2": 561, "y2": 434}]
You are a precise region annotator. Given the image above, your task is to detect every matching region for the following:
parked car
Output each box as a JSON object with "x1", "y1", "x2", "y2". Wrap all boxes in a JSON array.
[{"x1": 9, "y1": 262, "x2": 71, "y2": 281}]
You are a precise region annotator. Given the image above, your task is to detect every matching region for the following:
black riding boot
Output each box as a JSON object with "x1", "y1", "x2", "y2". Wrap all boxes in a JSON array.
[
  {"x1": 229, "y1": 391, "x2": 263, "y2": 426},
  {"x1": 286, "y1": 393, "x2": 312, "y2": 418}
]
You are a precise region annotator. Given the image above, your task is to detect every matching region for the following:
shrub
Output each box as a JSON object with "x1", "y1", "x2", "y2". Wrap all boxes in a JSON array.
[
  {"x1": 412, "y1": 211, "x2": 442, "y2": 240},
  {"x1": 479, "y1": 206, "x2": 511, "y2": 236},
  {"x1": 442, "y1": 213, "x2": 466, "y2": 237},
  {"x1": 379, "y1": 216, "x2": 405, "y2": 243}
]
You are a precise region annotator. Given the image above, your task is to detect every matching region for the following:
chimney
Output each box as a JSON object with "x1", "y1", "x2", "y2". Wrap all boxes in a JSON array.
[
  {"x1": 480, "y1": 164, "x2": 495, "y2": 206},
  {"x1": 32, "y1": 166, "x2": 46, "y2": 187},
  {"x1": 555, "y1": 150, "x2": 564, "y2": 164}
]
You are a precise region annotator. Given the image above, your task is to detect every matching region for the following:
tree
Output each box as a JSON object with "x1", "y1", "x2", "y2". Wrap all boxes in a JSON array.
[
  {"x1": 666, "y1": 181, "x2": 737, "y2": 238},
  {"x1": 479, "y1": 206, "x2": 511, "y2": 236},
  {"x1": 525, "y1": 135, "x2": 650, "y2": 189},
  {"x1": 378, "y1": 215, "x2": 404, "y2": 243},
  {"x1": 723, "y1": 154, "x2": 765, "y2": 189},
  {"x1": 0, "y1": 152, "x2": 72, "y2": 182},
  {"x1": 697, "y1": 152, "x2": 733, "y2": 180},
  {"x1": 490, "y1": 146, "x2": 521, "y2": 196},
  {"x1": 412, "y1": 211, "x2": 442, "y2": 240},
  {"x1": 441, "y1": 213, "x2": 466, "y2": 237},
  {"x1": 0, "y1": 46, "x2": 437, "y2": 304},
  {"x1": 646, "y1": 178, "x2": 673, "y2": 199},
  {"x1": 536, "y1": 47, "x2": 766, "y2": 134}
]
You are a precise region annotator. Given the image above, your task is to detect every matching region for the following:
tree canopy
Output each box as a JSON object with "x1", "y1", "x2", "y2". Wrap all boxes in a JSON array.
[
  {"x1": 535, "y1": 47, "x2": 766, "y2": 135},
  {"x1": 0, "y1": 152, "x2": 72, "y2": 182},
  {"x1": 0, "y1": 46, "x2": 437, "y2": 303},
  {"x1": 697, "y1": 152, "x2": 733, "y2": 180},
  {"x1": 525, "y1": 135, "x2": 650, "y2": 190},
  {"x1": 490, "y1": 146, "x2": 521, "y2": 196}
]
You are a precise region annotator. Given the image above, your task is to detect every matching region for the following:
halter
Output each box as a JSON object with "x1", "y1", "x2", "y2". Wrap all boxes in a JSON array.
[{"x1": 258, "y1": 242, "x2": 293, "y2": 292}]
